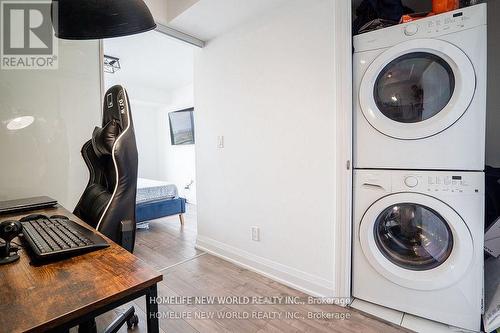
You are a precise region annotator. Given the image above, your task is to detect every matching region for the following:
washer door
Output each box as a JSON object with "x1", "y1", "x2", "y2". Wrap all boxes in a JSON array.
[
  {"x1": 359, "y1": 193, "x2": 474, "y2": 290},
  {"x1": 359, "y1": 39, "x2": 476, "y2": 140}
]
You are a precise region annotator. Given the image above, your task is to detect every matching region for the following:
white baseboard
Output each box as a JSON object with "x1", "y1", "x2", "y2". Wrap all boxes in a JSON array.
[{"x1": 195, "y1": 235, "x2": 335, "y2": 298}]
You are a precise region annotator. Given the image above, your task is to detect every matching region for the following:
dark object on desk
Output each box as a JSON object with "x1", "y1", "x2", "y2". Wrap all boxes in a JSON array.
[
  {"x1": 20, "y1": 214, "x2": 108, "y2": 261},
  {"x1": 0, "y1": 196, "x2": 57, "y2": 215},
  {"x1": 0, "y1": 220, "x2": 22, "y2": 265},
  {"x1": 74, "y1": 85, "x2": 140, "y2": 333}
]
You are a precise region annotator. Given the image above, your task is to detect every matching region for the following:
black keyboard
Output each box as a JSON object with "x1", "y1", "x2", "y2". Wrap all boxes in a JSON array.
[{"x1": 19, "y1": 214, "x2": 109, "y2": 260}]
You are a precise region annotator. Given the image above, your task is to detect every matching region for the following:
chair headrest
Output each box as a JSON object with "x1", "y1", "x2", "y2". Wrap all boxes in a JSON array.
[
  {"x1": 102, "y1": 85, "x2": 130, "y2": 129},
  {"x1": 91, "y1": 85, "x2": 132, "y2": 158},
  {"x1": 91, "y1": 120, "x2": 120, "y2": 158}
]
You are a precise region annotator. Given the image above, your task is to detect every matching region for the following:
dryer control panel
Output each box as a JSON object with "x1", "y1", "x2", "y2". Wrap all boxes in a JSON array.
[
  {"x1": 421, "y1": 11, "x2": 469, "y2": 35},
  {"x1": 353, "y1": 3, "x2": 486, "y2": 53}
]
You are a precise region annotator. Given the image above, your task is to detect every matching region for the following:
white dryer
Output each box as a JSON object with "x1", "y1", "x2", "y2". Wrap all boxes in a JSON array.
[
  {"x1": 353, "y1": 4, "x2": 487, "y2": 171},
  {"x1": 353, "y1": 169, "x2": 484, "y2": 331}
]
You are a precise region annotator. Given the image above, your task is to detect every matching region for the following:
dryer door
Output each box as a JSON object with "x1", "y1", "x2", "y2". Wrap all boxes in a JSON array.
[
  {"x1": 359, "y1": 39, "x2": 476, "y2": 140},
  {"x1": 359, "y1": 193, "x2": 474, "y2": 291}
]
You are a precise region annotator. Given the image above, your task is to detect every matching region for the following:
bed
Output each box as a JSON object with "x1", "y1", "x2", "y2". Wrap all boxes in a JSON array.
[{"x1": 136, "y1": 178, "x2": 186, "y2": 225}]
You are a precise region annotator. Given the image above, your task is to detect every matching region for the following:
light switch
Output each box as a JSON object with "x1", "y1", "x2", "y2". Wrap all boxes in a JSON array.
[
  {"x1": 251, "y1": 227, "x2": 260, "y2": 241},
  {"x1": 217, "y1": 136, "x2": 224, "y2": 148}
]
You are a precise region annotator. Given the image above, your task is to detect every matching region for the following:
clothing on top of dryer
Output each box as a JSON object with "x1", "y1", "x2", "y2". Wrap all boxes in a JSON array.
[
  {"x1": 353, "y1": 0, "x2": 414, "y2": 35},
  {"x1": 358, "y1": 19, "x2": 399, "y2": 34}
]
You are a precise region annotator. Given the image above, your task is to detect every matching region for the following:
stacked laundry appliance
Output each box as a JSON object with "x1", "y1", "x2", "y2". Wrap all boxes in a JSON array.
[{"x1": 352, "y1": 4, "x2": 487, "y2": 331}]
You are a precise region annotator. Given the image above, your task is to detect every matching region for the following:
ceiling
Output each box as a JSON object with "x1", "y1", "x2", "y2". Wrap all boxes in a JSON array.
[
  {"x1": 168, "y1": 0, "x2": 289, "y2": 40},
  {"x1": 103, "y1": 0, "x2": 291, "y2": 104},
  {"x1": 104, "y1": 30, "x2": 194, "y2": 105}
]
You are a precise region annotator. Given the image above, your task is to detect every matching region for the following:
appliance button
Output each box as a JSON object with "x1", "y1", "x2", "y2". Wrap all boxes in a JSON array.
[
  {"x1": 404, "y1": 24, "x2": 419, "y2": 36},
  {"x1": 405, "y1": 176, "x2": 419, "y2": 188}
]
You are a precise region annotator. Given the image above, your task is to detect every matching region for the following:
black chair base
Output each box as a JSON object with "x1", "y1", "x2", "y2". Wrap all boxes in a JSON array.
[{"x1": 78, "y1": 306, "x2": 138, "y2": 333}]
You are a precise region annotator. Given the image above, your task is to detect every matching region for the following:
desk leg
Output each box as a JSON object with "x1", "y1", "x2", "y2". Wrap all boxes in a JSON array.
[{"x1": 146, "y1": 284, "x2": 159, "y2": 333}]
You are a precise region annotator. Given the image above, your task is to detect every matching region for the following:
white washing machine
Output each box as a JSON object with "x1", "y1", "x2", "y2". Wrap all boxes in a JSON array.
[
  {"x1": 353, "y1": 169, "x2": 484, "y2": 331},
  {"x1": 353, "y1": 4, "x2": 487, "y2": 171}
]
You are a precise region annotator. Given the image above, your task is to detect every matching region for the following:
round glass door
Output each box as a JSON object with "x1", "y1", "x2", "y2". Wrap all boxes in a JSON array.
[
  {"x1": 374, "y1": 203, "x2": 453, "y2": 271},
  {"x1": 358, "y1": 192, "x2": 474, "y2": 290},
  {"x1": 359, "y1": 39, "x2": 476, "y2": 140},
  {"x1": 374, "y1": 53, "x2": 455, "y2": 124}
]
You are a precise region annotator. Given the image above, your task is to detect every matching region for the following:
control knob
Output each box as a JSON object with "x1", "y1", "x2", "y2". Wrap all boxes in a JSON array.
[
  {"x1": 404, "y1": 24, "x2": 419, "y2": 36},
  {"x1": 404, "y1": 176, "x2": 419, "y2": 188}
]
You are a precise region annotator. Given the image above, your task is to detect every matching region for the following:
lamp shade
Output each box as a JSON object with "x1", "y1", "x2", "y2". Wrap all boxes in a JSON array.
[{"x1": 52, "y1": 0, "x2": 157, "y2": 40}]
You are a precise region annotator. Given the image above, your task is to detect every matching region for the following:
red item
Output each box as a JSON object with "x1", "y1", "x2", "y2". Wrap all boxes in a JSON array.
[
  {"x1": 432, "y1": 0, "x2": 459, "y2": 14},
  {"x1": 400, "y1": 12, "x2": 435, "y2": 23}
]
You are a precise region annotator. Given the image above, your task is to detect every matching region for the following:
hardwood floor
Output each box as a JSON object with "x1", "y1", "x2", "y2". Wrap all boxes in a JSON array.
[
  {"x1": 134, "y1": 206, "x2": 201, "y2": 271},
  {"x1": 85, "y1": 205, "x2": 408, "y2": 333}
]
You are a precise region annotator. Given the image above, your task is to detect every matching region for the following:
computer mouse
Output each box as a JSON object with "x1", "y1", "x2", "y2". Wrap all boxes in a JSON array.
[{"x1": 19, "y1": 214, "x2": 47, "y2": 222}]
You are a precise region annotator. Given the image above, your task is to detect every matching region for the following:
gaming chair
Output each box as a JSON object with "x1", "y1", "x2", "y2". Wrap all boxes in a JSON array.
[{"x1": 73, "y1": 85, "x2": 139, "y2": 332}]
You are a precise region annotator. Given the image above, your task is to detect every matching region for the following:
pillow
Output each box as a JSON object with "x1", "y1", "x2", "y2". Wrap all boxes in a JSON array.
[{"x1": 92, "y1": 120, "x2": 120, "y2": 158}]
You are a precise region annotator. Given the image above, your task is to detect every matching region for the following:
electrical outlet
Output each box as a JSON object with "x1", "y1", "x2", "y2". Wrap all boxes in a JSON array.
[
  {"x1": 251, "y1": 227, "x2": 260, "y2": 241},
  {"x1": 217, "y1": 135, "x2": 224, "y2": 148}
]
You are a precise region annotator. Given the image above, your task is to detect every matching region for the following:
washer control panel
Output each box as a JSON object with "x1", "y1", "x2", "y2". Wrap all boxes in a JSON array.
[
  {"x1": 394, "y1": 172, "x2": 483, "y2": 195},
  {"x1": 424, "y1": 175, "x2": 470, "y2": 193}
]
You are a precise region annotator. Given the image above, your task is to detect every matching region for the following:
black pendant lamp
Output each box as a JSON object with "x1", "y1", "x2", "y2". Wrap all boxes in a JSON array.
[{"x1": 52, "y1": 0, "x2": 157, "y2": 40}]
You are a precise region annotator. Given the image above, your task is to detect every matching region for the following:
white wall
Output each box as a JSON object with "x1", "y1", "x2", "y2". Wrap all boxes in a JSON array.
[
  {"x1": 194, "y1": 0, "x2": 337, "y2": 296},
  {"x1": 132, "y1": 102, "x2": 163, "y2": 179},
  {"x1": 158, "y1": 84, "x2": 197, "y2": 203},
  {"x1": 0, "y1": 40, "x2": 101, "y2": 209},
  {"x1": 485, "y1": 0, "x2": 500, "y2": 167}
]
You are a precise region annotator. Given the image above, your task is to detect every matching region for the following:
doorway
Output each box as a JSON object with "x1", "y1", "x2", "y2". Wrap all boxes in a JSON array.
[{"x1": 102, "y1": 30, "x2": 199, "y2": 270}]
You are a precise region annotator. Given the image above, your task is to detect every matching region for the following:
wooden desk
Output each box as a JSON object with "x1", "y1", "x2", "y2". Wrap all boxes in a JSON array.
[{"x1": 0, "y1": 205, "x2": 163, "y2": 333}]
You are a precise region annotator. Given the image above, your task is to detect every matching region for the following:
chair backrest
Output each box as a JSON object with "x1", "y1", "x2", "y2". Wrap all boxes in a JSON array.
[{"x1": 74, "y1": 85, "x2": 138, "y2": 252}]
